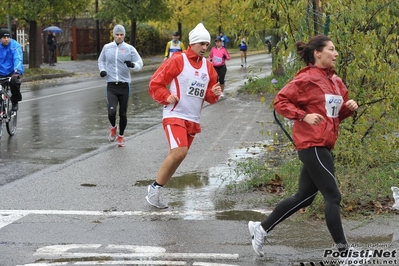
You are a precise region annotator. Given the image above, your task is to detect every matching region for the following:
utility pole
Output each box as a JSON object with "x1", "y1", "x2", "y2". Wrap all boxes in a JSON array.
[
  {"x1": 7, "y1": 0, "x2": 11, "y2": 33},
  {"x1": 312, "y1": 0, "x2": 321, "y2": 35},
  {"x1": 96, "y1": 0, "x2": 100, "y2": 57}
]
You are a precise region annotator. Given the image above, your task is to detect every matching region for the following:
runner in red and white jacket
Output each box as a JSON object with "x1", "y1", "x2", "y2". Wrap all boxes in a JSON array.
[{"x1": 146, "y1": 23, "x2": 221, "y2": 209}]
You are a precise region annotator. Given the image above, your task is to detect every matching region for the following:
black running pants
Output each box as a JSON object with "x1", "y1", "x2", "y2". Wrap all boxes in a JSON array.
[
  {"x1": 261, "y1": 146, "x2": 347, "y2": 247},
  {"x1": 214, "y1": 65, "x2": 227, "y2": 85},
  {"x1": 106, "y1": 82, "x2": 130, "y2": 136}
]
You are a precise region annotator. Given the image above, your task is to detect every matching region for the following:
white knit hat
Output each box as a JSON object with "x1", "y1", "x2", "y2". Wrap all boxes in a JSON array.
[
  {"x1": 113, "y1": 24, "x2": 126, "y2": 36},
  {"x1": 189, "y1": 23, "x2": 210, "y2": 44}
]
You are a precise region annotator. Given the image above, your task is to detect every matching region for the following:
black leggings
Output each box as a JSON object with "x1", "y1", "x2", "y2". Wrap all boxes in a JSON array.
[
  {"x1": 106, "y1": 82, "x2": 130, "y2": 136},
  {"x1": 261, "y1": 146, "x2": 347, "y2": 248},
  {"x1": 214, "y1": 65, "x2": 227, "y2": 84},
  {"x1": 10, "y1": 82, "x2": 22, "y2": 103},
  {"x1": 49, "y1": 49, "x2": 55, "y2": 65},
  {"x1": 0, "y1": 75, "x2": 22, "y2": 103}
]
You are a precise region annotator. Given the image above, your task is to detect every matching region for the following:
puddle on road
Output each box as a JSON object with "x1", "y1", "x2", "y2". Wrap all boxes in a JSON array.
[
  {"x1": 136, "y1": 140, "x2": 274, "y2": 221},
  {"x1": 215, "y1": 210, "x2": 265, "y2": 221}
]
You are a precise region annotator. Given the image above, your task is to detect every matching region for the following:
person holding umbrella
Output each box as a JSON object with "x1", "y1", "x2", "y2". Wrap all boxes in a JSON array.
[
  {"x1": 46, "y1": 31, "x2": 57, "y2": 66},
  {"x1": 43, "y1": 26, "x2": 62, "y2": 66},
  {"x1": 43, "y1": 26, "x2": 63, "y2": 33}
]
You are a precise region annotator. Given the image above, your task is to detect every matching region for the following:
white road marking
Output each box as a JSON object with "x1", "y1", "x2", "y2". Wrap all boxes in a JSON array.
[
  {"x1": 34, "y1": 251, "x2": 239, "y2": 260},
  {"x1": 108, "y1": 244, "x2": 166, "y2": 253},
  {"x1": 17, "y1": 262, "x2": 71, "y2": 266},
  {"x1": 33, "y1": 244, "x2": 239, "y2": 260},
  {"x1": 74, "y1": 262, "x2": 186, "y2": 265},
  {"x1": 0, "y1": 211, "x2": 28, "y2": 229},
  {"x1": 22, "y1": 74, "x2": 152, "y2": 103},
  {"x1": 20, "y1": 262, "x2": 186, "y2": 265},
  {"x1": 21, "y1": 261, "x2": 236, "y2": 265},
  {"x1": 35, "y1": 244, "x2": 166, "y2": 255},
  {"x1": 0, "y1": 209, "x2": 271, "y2": 227},
  {"x1": 15, "y1": 244, "x2": 239, "y2": 266},
  {"x1": 193, "y1": 263, "x2": 239, "y2": 266},
  {"x1": 2, "y1": 210, "x2": 265, "y2": 266},
  {"x1": 22, "y1": 85, "x2": 102, "y2": 102}
]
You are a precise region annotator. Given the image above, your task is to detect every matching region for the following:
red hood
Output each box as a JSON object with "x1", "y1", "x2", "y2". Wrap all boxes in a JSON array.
[
  {"x1": 298, "y1": 64, "x2": 336, "y2": 78},
  {"x1": 186, "y1": 46, "x2": 203, "y2": 63}
]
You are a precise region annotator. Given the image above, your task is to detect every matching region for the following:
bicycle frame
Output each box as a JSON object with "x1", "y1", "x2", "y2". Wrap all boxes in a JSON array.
[{"x1": 0, "y1": 76, "x2": 17, "y2": 139}]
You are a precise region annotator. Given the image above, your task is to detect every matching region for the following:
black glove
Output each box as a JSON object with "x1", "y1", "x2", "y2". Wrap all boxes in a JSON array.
[
  {"x1": 124, "y1": 61, "x2": 135, "y2": 68},
  {"x1": 11, "y1": 74, "x2": 20, "y2": 80},
  {"x1": 222, "y1": 54, "x2": 227, "y2": 59},
  {"x1": 10, "y1": 73, "x2": 21, "y2": 85},
  {"x1": 100, "y1": 71, "x2": 107, "y2": 77}
]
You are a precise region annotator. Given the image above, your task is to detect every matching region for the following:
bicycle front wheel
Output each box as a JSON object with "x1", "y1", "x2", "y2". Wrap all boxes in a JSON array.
[
  {"x1": 0, "y1": 101, "x2": 4, "y2": 139},
  {"x1": 6, "y1": 105, "x2": 17, "y2": 136}
]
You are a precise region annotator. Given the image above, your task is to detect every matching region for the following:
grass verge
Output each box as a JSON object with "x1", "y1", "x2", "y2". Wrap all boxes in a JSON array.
[
  {"x1": 231, "y1": 141, "x2": 399, "y2": 219},
  {"x1": 233, "y1": 76, "x2": 399, "y2": 219},
  {"x1": 24, "y1": 67, "x2": 67, "y2": 78}
]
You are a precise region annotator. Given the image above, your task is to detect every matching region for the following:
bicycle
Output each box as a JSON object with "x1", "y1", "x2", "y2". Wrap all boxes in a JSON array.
[{"x1": 0, "y1": 76, "x2": 17, "y2": 139}]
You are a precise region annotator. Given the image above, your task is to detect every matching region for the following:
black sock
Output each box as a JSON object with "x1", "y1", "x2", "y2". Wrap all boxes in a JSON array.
[{"x1": 153, "y1": 181, "x2": 163, "y2": 187}]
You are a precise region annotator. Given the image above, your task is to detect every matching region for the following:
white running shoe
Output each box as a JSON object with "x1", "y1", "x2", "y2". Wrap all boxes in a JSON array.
[
  {"x1": 248, "y1": 221, "x2": 267, "y2": 257},
  {"x1": 145, "y1": 185, "x2": 168, "y2": 209}
]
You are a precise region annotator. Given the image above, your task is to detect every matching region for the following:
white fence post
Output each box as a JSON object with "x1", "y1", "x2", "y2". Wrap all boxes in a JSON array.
[{"x1": 16, "y1": 29, "x2": 25, "y2": 51}]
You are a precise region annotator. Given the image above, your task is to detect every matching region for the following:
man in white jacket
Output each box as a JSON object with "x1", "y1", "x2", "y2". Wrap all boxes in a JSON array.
[{"x1": 98, "y1": 24, "x2": 143, "y2": 147}]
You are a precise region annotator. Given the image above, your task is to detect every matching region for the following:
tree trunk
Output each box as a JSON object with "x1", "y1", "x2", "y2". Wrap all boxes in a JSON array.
[
  {"x1": 270, "y1": 11, "x2": 285, "y2": 77},
  {"x1": 178, "y1": 22, "x2": 182, "y2": 38},
  {"x1": 28, "y1": 21, "x2": 42, "y2": 69},
  {"x1": 129, "y1": 20, "x2": 137, "y2": 46},
  {"x1": 312, "y1": 0, "x2": 321, "y2": 35}
]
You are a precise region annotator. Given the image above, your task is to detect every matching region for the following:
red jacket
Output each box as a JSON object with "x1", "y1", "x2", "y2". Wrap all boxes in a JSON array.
[
  {"x1": 274, "y1": 65, "x2": 354, "y2": 150},
  {"x1": 149, "y1": 46, "x2": 219, "y2": 106}
]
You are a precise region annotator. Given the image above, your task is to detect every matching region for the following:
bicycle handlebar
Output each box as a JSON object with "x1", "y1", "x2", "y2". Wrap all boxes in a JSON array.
[
  {"x1": 0, "y1": 77, "x2": 11, "y2": 83},
  {"x1": 0, "y1": 77, "x2": 11, "y2": 95}
]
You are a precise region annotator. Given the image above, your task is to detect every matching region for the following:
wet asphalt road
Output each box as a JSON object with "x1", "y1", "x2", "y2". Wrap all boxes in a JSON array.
[
  {"x1": 0, "y1": 53, "x2": 398, "y2": 266},
  {"x1": 0, "y1": 54, "x2": 269, "y2": 186},
  {"x1": 0, "y1": 75, "x2": 159, "y2": 186}
]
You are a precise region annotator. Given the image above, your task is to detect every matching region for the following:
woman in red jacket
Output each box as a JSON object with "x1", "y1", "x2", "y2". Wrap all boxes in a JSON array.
[{"x1": 248, "y1": 35, "x2": 360, "y2": 260}]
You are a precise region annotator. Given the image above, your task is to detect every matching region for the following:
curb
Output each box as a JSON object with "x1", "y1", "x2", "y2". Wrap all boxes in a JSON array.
[
  {"x1": 23, "y1": 73, "x2": 75, "y2": 82},
  {"x1": 22, "y1": 49, "x2": 266, "y2": 83}
]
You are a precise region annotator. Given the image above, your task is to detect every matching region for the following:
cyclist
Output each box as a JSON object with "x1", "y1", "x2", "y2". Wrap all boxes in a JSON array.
[{"x1": 0, "y1": 28, "x2": 23, "y2": 111}]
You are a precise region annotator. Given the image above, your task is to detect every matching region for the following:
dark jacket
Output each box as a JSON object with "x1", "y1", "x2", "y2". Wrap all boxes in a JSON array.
[{"x1": 47, "y1": 34, "x2": 56, "y2": 51}]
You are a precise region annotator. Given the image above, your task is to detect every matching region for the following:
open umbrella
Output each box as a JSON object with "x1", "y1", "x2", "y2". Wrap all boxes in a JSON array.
[{"x1": 43, "y1": 26, "x2": 63, "y2": 33}]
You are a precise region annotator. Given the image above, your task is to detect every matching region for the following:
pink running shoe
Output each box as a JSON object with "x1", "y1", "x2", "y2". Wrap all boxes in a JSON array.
[
  {"x1": 117, "y1": 135, "x2": 125, "y2": 147},
  {"x1": 108, "y1": 126, "x2": 117, "y2": 142}
]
